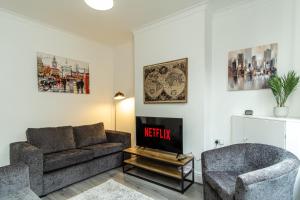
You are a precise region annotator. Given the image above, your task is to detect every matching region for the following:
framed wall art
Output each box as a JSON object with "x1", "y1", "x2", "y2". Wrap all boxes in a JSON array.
[
  {"x1": 228, "y1": 43, "x2": 278, "y2": 91},
  {"x1": 37, "y1": 52, "x2": 90, "y2": 94},
  {"x1": 143, "y1": 58, "x2": 188, "y2": 104}
]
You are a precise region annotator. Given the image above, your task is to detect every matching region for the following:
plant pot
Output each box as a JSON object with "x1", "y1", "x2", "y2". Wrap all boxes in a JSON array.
[{"x1": 273, "y1": 106, "x2": 289, "y2": 118}]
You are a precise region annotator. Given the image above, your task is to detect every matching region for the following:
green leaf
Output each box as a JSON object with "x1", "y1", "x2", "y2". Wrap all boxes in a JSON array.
[{"x1": 268, "y1": 70, "x2": 299, "y2": 107}]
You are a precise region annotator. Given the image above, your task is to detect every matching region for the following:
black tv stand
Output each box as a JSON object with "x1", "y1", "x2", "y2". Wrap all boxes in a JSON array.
[{"x1": 123, "y1": 147, "x2": 194, "y2": 193}]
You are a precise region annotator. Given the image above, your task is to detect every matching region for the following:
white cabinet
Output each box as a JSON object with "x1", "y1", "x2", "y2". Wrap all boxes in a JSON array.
[
  {"x1": 231, "y1": 115, "x2": 286, "y2": 148},
  {"x1": 231, "y1": 115, "x2": 300, "y2": 154},
  {"x1": 231, "y1": 115, "x2": 300, "y2": 200}
]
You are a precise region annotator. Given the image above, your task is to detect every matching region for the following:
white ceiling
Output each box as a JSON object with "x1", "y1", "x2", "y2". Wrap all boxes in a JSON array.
[{"x1": 0, "y1": 0, "x2": 206, "y2": 45}]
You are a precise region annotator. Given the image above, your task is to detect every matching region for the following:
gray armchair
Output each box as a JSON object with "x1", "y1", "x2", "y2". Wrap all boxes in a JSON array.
[
  {"x1": 201, "y1": 143, "x2": 300, "y2": 200},
  {"x1": 0, "y1": 163, "x2": 40, "y2": 200}
]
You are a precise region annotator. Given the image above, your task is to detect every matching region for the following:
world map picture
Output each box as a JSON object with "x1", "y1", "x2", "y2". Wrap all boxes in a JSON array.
[{"x1": 143, "y1": 58, "x2": 188, "y2": 104}]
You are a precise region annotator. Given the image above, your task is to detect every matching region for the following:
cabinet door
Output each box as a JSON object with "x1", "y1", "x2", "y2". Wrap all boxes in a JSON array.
[
  {"x1": 243, "y1": 118, "x2": 285, "y2": 148},
  {"x1": 231, "y1": 116, "x2": 245, "y2": 144},
  {"x1": 286, "y1": 121, "x2": 300, "y2": 158}
]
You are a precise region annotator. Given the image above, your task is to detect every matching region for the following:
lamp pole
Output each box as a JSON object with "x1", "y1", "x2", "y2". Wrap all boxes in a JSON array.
[{"x1": 114, "y1": 101, "x2": 117, "y2": 131}]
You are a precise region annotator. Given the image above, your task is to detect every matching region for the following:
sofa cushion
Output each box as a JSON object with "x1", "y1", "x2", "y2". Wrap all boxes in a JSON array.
[
  {"x1": 1, "y1": 188, "x2": 41, "y2": 200},
  {"x1": 82, "y1": 143, "x2": 123, "y2": 158},
  {"x1": 43, "y1": 149, "x2": 94, "y2": 172},
  {"x1": 205, "y1": 171, "x2": 240, "y2": 200},
  {"x1": 26, "y1": 126, "x2": 75, "y2": 154},
  {"x1": 73, "y1": 123, "x2": 107, "y2": 148}
]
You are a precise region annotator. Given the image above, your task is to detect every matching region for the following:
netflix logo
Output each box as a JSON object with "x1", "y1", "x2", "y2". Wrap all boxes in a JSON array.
[{"x1": 144, "y1": 127, "x2": 171, "y2": 141}]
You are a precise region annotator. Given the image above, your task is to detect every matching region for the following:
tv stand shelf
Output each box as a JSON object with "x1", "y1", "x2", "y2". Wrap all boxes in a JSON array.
[{"x1": 123, "y1": 147, "x2": 194, "y2": 193}]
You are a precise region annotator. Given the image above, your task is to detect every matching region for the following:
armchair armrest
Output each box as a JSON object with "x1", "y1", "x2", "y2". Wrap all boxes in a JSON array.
[
  {"x1": 0, "y1": 163, "x2": 30, "y2": 198},
  {"x1": 10, "y1": 142, "x2": 43, "y2": 196},
  {"x1": 235, "y1": 159, "x2": 300, "y2": 200},
  {"x1": 105, "y1": 130, "x2": 131, "y2": 149},
  {"x1": 201, "y1": 144, "x2": 247, "y2": 172}
]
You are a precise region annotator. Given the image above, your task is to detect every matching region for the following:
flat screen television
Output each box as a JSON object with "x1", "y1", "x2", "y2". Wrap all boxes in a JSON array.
[{"x1": 136, "y1": 116, "x2": 183, "y2": 154}]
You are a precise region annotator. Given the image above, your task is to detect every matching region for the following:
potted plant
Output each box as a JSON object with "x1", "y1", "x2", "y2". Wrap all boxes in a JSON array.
[{"x1": 268, "y1": 71, "x2": 299, "y2": 117}]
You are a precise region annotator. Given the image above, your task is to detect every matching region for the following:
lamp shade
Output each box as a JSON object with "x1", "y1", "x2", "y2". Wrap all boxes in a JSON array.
[
  {"x1": 114, "y1": 91, "x2": 125, "y2": 100},
  {"x1": 84, "y1": 0, "x2": 114, "y2": 11}
]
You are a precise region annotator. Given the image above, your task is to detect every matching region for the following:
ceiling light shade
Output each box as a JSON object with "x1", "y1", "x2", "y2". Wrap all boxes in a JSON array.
[
  {"x1": 84, "y1": 0, "x2": 114, "y2": 11},
  {"x1": 113, "y1": 91, "x2": 125, "y2": 100}
]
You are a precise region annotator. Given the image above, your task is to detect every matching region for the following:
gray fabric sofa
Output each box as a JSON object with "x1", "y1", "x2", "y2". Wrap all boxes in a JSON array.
[
  {"x1": 201, "y1": 143, "x2": 300, "y2": 200},
  {"x1": 0, "y1": 163, "x2": 41, "y2": 200},
  {"x1": 10, "y1": 123, "x2": 131, "y2": 196}
]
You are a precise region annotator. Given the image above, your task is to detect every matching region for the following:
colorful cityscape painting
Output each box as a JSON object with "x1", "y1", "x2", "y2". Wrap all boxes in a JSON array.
[
  {"x1": 37, "y1": 52, "x2": 90, "y2": 94},
  {"x1": 228, "y1": 43, "x2": 278, "y2": 91}
]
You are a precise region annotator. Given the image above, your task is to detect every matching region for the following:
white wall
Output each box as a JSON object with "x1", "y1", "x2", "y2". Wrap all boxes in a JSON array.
[
  {"x1": 207, "y1": 0, "x2": 296, "y2": 148},
  {"x1": 113, "y1": 41, "x2": 135, "y2": 97},
  {"x1": 290, "y1": 0, "x2": 300, "y2": 116},
  {"x1": 116, "y1": 98, "x2": 136, "y2": 146},
  {"x1": 0, "y1": 10, "x2": 115, "y2": 166},
  {"x1": 134, "y1": 5, "x2": 206, "y2": 180}
]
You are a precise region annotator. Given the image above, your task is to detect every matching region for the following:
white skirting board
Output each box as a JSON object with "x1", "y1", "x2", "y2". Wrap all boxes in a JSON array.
[{"x1": 194, "y1": 171, "x2": 203, "y2": 184}]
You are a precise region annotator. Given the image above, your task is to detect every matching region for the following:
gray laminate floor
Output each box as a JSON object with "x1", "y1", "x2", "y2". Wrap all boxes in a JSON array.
[{"x1": 42, "y1": 168, "x2": 203, "y2": 200}]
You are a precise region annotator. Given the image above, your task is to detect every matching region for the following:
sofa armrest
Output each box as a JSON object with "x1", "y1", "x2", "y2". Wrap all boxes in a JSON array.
[
  {"x1": 0, "y1": 163, "x2": 30, "y2": 198},
  {"x1": 235, "y1": 159, "x2": 300, "y2": 200},
  {"x1": 201, "y1": 144, "x2": 247, "y2": 172},
  {"x1": 105, "y1": 130, "x2": 131, "y2": 149},
  {"x1": 10, "y1": 142, "x2": 43, "y2": 196}
]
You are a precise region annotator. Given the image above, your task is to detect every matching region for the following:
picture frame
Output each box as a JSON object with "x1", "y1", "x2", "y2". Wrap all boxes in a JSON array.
[
  {"x1": 228, "y1": 43, "x2": 278, "y2": 91},
  {"x1": 143, "y1": 58, "x2": 188, "y2": 104},
  {"x1": 37, "y1": 52, "x2": 90, "y2": 94}
]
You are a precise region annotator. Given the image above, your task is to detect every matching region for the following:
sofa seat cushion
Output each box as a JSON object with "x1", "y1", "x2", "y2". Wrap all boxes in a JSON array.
[
  {"x1": 0, "y1": 188, "x2": 40, "y2": 200},
  {"x1": 26, "y1": 126, "x2": 75, "y2": 154},
  {"x1": 44, "y1": 149, "x2": 94, "y2": 172},
  {"x1": 205, "y1": 171, "x2": 240, "y2": 200},
  {"x1": 82, "y1": 143, "x2": 123, "y2": 158},
  {"x1": 0, "y1": 188, "x2": 41, "y2": 200},
  {"x1": 73, "y1": 123, "x2": 107, "y2": 148}
]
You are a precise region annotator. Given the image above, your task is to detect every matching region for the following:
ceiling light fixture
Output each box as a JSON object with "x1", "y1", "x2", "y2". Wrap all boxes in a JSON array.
[{"x1": 84, "y1": 0, "x2": 114, "y2": 11}]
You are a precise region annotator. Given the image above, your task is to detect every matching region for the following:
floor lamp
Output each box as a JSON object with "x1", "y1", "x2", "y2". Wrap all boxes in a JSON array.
[{"x1": 113, "y1": 91, "x2": 125, "y2": 131}]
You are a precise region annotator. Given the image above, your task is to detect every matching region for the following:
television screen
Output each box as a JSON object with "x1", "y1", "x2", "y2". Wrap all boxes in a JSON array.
[{"x1": 136, "y1": 116, "x2": 183, "y2": 154}]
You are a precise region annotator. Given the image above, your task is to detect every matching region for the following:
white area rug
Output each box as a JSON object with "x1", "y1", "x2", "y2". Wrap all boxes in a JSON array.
[{"x1": 68, "y1": 179, "x2": 154, "y2": 200}]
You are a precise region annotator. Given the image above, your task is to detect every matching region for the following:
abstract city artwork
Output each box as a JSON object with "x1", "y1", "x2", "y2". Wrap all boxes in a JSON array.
[
  {"x1": 144, "y1": 58, "x2": 188, "y2": 104},
  {"x1": 228, "y1": 43, "x2": 278, "y2": 91},
  {"x1": 37, "y1": 52, "x2": 90, "y2": 94}
]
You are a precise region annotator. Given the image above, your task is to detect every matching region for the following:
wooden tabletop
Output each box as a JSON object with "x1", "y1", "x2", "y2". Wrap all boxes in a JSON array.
[{"x1": 123, "y1": 147, "x2": 193, "y2": 166}]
